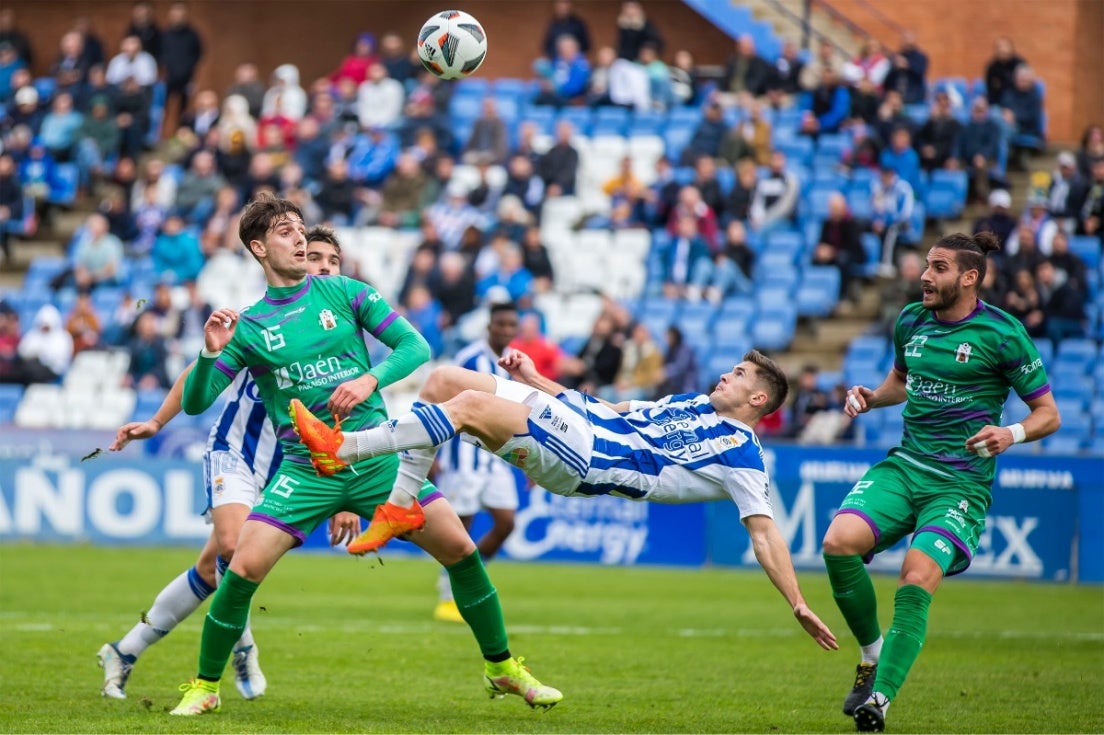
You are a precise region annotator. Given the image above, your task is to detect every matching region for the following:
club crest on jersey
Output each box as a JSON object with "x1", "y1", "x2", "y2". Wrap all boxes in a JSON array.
[
  {"x1": 318, "y1": 309, "x2": 337, "y2": 330},
  {"x1": 955, "y1": 342, "x2": 973, "y2": 363}
]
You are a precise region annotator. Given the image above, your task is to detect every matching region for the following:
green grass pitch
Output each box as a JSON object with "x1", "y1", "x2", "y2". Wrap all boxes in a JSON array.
[{"x1": 0, "y1": 544, "x2": 1101, "y2": 733}]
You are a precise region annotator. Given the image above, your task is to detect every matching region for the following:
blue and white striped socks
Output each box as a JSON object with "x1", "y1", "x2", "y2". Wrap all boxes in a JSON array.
[{"x1": 338, "y1": 401, "x2": 457, "y2": 463}]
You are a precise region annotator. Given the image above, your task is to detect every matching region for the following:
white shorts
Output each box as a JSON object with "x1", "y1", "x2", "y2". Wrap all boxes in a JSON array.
[
  {"x1": 203, "y1": 450, "x2": 263, "y2": 519},
  {"x1": 435, "y1": 461, "x2": 519, "y2": 516},
  {"x1": 491, "y1": 377, "x2": 593, "y2": 496}
]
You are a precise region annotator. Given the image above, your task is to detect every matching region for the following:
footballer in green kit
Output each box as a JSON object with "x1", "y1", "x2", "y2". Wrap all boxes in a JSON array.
[
  {"x1": 824, "y1": 231, "x2": 1060, "y2": 732},
  {"x1": 170, "y1": 194, "x2": 562, "y2": 717}
]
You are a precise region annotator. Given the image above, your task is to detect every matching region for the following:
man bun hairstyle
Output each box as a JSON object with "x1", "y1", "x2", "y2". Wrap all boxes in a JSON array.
[
  {"x1": 744, "y1": 349, "x2": 789, "y2": 418},
  {"x1": 934, "y1": 231, "x2": 1001, "y2": 283}
]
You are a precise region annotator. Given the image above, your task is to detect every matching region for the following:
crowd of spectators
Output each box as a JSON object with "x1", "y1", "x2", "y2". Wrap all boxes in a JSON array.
[{"x1": 0, "y1": 2, "x2": 1100, "y2": 442}]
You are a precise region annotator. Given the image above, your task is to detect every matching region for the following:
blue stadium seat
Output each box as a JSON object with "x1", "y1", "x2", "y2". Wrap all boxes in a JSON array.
[
  {"x1": 757, "y1": 264, "x2": 799, "y2": 291},
  {"x1": 804, "y1": 186, "x2": 836, "y2": 221},
  {"x1": 449, "y1": 93, "x2": 484, "y2": 121},
  {"x1": 717, "y1": 297, "x2": 755, "y2": 328},
  {"x1": 667, "y1": 106, "x2": 702, "y2": 129},
  {"x1": 492, "y1": 78, "x2": 530, "y2": 98},
  {"x1": 454, "y1": 77, "x2": 490, "y2": 96},
  {"x1": 678, "y1": 301, "x2": 717, "y2": 338},
  {"x1": 776, "y1": 136, "x2": 813, "y2": 167},
  {"x1": 1056, "y1": 338, "x2": 1097, "y2": 365},
  {"x1": 628, "y1": 110, "x2": 666, "y2": 137},
  {"x1": 48, "y1": 163, "x2": 79, "y2": 206},
  {"x1": 750, "y1": 312, "x2": 796, "y2": 351},
  {"x1": 795, "y1": 266, "x2": 841, "y2": 317},
  {"x1": 1031, "y1": 339, "x2": 1054, "y2": 365},
  {"x1": 520, "y1": 107, "x2": 556, "y2": 136},
  {"x1": 816, "y1": 370, "x2": 844, "y2": 392},
  {"x1": 663, "y1": 124, "x2": 696, "y2": 162},
  {"x1": 765, "y1": 229, "x2": 805, "y2": 256},
  {"x1": 33, "y1": 76, "x2": 57, "y2": 101},
  {"x1": 816, "y1": 133, "x2": 852, "y2": 159},
  {"x1": 1042, "y1": 435, "x2": 1085, "y2": 455},
  {"x1": 638, "y1": 295, "x2": 679, "y2": 326},
  {"x1": 755, "y1": 285, "x2": 793, "y2": 311},
  {"x1": 846, "y1": 334, "x2": 888, "y2": 364},
  {"x1": 556, "y1": 107, "x2": 592, "y2": 135}
]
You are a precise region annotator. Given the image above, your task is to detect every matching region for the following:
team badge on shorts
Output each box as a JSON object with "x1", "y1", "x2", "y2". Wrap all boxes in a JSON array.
[
  {"x1": 955, "y1": 342, "x2": 973, "y2": 363},
  {"x1": 319, "y1": 309, "x2": 337, "y2": 330},
  {"x1": 213, "y1": 475, "x2": 225, "y2": 497}
]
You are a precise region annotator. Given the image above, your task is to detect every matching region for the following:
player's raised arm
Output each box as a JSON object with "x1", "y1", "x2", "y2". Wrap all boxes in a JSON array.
[
  {"x1": 110, "y1": 361, "x2": 195, "y2": 451},
  {"x1": 743, "y1": 514, "x2": 839, "y2": 651},
  {"x1": 181, "y1": 308, "x2": 240, "y2": 415}
]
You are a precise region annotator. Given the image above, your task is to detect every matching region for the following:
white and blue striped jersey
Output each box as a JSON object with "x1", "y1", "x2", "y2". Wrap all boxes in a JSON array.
[
  {"x1": 438, "y1": 339, "x2": 511, "y2": 475},
  {"x1": 204, "y1": 372, "x2": 281, "y2": 490},
  {"x1": 529, "y1": 390, "x2": 774, "y2": 519}
]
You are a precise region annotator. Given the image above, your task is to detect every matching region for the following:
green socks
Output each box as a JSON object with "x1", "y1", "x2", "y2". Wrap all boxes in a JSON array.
[
  {"x1": 875, "y1": 584, "x2": 932, "y2": 700},
  {"x1": 447, "y1": 551, "x2": 509, "y2": 660},
  {"x1": 824, "y1": 553, "x2": 882, "y2": 647},
  {"x1": 198, "y1": 569, "x2": 259, "y2": 681}
]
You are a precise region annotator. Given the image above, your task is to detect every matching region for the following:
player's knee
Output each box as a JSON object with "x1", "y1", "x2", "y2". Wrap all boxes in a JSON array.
[
  {"x1": 215, "y1": 532, "x2": 238, "y2": 562},
  {"x1": 422, "y1": 365, "x2": 467, "y2": 402},
  {"x1": 821, "y1": 528, "x2": 864, "y2": 556}
]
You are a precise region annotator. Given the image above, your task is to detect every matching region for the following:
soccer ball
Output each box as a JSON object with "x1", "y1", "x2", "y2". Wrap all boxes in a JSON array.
[{"x1": 416, "y1": 10, "x2": 487, "y2": 80}]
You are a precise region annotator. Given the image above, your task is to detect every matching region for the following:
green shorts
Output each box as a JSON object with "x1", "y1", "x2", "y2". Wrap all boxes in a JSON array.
[
  {"x1": 836, "y1": 453, "x2": 991, "y2": 576},
  {"x1": 250, "y1": 453, "x2": 441, "y2": 546}
]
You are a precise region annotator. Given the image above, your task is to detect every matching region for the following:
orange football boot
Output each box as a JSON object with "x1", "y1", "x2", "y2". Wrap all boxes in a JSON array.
[
  {"x1": 289, "y1": 398, "x2": 347, "y2": 476},
  {"x1": 347, "y1": 499, "x2": 426, "y2": 555}
]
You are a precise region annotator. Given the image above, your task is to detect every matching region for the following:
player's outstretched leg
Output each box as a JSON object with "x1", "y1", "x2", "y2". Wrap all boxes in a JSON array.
[
  {"x1": 169, "y1": 679, "x2": 221, "y2": 716},
  {"x1": 484, "y1": 657, "x2": 563, "y2": 710}
]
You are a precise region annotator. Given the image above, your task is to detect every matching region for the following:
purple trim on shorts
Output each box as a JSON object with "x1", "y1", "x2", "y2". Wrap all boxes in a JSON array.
[
  {"x1": 263, "y1": 278, "x2": 312, "y2": 306},
  {"x1": 835, "y1": 508, "x2": 881, "y2": 564},
  {"x1": 247, "y1": 512, "x2": 306, "y2": 547},
  {"x1": 420, "y1": 489, "x2": 445, "y2": 506},
  {"x1": 370, "y1": 311, "x2": 398, "y2": 337},
  {"x1": 1021, "y1": 383, "x2": 1051, "y2": 402},
  {"x1": 914, "y1": 525, "x2": 973, "y2": 576}
]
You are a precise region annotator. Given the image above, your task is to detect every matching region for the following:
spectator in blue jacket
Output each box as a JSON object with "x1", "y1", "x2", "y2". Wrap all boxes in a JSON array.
[
  {"x1": 879, "y1": 126, "x2": 923, "y2": 196},
  {"x1": 534, "y1": 34, "x2": 590, "y2": 107},
  {"x1": 800, "y1": 66, "x2": 850, "y2": 137},
  {"x1": 346, "y1": 125, "x2": 398, "y2": 187},
  {"x1": 660, "y1": 214, "x2": 712, "y2": 300},
  {"x1": 151, "y1": 213, "x2": 204, "y2": 284}
]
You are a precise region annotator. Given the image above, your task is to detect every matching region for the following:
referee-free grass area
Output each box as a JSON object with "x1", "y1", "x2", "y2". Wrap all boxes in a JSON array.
[{"x1": 1, "y1": 544, "x2": 1101, "y2": 734}]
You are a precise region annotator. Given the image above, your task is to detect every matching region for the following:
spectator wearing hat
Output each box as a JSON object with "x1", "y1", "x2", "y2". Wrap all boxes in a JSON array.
[
  {"x1": 331, "y1": 33, "x2": 378, "y2": 86},
  {"x1": 8, "y1": 85, "x2": 43, "y2": 133},
  {"x1": 972, "y1": 190, "x2": 1017, "y2": 247},
  {"x1": 17, "y1": 304, "x2": 74, "y2": 384}
]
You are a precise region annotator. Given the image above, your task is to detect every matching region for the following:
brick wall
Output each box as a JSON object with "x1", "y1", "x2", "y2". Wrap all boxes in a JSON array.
[{"x1": 823, "y1": 0, "x2": 1103, "y2": 144}]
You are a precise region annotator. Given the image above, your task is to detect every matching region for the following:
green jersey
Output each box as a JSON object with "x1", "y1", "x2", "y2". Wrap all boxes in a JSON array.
[
  {"x1": 889, "y1": 299, "x2": 1050, "y2": 487},
  {"x1": 182, "y1": 275, "x2": 430, "y2": 462}
]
